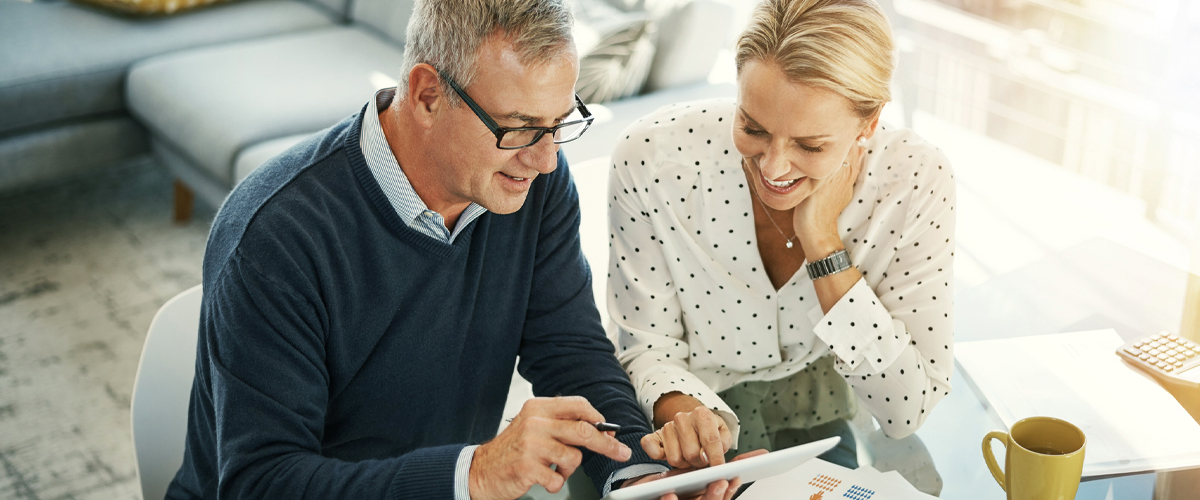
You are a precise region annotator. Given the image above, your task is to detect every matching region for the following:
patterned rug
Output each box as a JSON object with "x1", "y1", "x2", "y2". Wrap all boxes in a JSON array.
[{"x1": 0, "y1": 157, "x2": 213, "y2": 500}]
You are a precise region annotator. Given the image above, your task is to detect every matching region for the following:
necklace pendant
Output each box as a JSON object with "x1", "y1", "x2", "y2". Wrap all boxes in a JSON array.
[{"x1": 786, "y1": 240, "x2": 794, "y2": 249}]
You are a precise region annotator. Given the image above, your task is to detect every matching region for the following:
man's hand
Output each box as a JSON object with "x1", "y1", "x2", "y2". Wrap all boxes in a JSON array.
[
  {"x1": 621, "y1": 449, "x2": 770, "y2": 500},
  {"x1": 642, "y1": 405, "x2": 732, "y2": 468},
  {"x1": 469, "y1": 396, "x2": 632, "y2": 500}
]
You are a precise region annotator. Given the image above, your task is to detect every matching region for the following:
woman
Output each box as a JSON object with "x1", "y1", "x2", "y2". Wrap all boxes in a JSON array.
[{"x1": 608, "y1": 0, "x2": 955, "y2": 470}]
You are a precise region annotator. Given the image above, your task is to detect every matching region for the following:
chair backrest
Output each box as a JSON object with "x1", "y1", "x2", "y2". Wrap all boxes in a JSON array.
[{"x1": 131, "y1": 285, "x2": 203, "y2": 500}]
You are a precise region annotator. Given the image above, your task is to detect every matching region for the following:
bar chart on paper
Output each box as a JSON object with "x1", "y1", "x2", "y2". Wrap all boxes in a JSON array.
[{"x1": 741, "y1": 458, "x2": 936, "y2": 500}]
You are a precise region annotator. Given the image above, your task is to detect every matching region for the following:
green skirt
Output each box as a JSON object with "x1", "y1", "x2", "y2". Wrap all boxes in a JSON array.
[{"x1": 718, "y1": 355, "x2": 859, "y2": 468}]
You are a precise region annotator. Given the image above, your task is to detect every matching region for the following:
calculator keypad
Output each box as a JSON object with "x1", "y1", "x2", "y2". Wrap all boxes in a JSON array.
[{"x1": 1124, "y1": 333, "x2": 1200, "y2": 375}]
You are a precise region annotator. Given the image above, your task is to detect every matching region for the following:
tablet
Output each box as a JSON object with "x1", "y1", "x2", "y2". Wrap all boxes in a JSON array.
[{"x1": 603, "y1": 436, "x2": 840, "y2": 500}]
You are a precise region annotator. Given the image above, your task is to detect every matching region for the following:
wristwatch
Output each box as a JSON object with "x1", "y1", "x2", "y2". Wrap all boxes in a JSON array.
[{"x1": 806, "y1": 249, "x2": 851, "y2": 280}]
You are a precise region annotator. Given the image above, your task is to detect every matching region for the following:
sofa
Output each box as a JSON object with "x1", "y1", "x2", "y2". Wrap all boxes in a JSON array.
[
  {"x1": 0, "y1": 0, "x2": 345, "y2": 195},
  {"x1": 1, "y1": 0, "x2": 737, "y2": 222},
  {"x1": 3, "y1": 2, "x2": 740, "y2": 498}
]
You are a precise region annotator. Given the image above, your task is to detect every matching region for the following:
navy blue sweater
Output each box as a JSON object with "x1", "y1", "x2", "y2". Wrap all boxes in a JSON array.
[{"x1": 167, "y1": 107, "x2": 661, "y2": 499}]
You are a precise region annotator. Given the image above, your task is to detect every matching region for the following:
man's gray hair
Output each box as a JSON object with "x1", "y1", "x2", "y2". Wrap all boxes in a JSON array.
[{"x1": 402, "y1": 0, "x2": 575, "y2": 107}]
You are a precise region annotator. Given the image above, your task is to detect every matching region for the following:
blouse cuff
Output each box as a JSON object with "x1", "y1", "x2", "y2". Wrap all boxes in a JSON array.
[
  {"x1": 807, "y1": 278, "x2": 909, "y2": 372},
  {"x1": 637, "y1": 365, "x2": 742, "y2": 448}
]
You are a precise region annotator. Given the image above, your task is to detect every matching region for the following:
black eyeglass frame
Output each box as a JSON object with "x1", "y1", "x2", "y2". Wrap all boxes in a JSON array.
[{"x1": 440, "y1": 71, "x2": 594, "y2": 150}]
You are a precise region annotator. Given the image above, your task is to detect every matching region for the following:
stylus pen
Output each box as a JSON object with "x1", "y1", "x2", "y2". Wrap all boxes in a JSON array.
[{"x1": 505, "y1": 418, "x2": 621, "y2": 433}]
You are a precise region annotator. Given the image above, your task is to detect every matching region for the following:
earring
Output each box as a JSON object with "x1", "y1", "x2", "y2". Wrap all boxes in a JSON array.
[{"x1": 856, "y1": 137, "x2": 866, "y2": 147}]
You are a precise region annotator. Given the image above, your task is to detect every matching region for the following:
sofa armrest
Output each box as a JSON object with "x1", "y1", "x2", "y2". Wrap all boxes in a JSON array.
[{"x1": 643, "y1": 0, "x2": 735, "y2": 92}]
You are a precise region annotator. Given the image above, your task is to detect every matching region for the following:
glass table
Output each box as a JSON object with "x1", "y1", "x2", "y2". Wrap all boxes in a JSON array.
[
  {"x1": 521, "y1": 230, "x2": 1197, "y2": 500},
  {"x1": 905, "y1": 237, "x2": 1197, "y2": 499}
]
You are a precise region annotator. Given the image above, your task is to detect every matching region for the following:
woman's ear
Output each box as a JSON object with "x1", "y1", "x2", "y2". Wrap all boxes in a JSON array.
[{"x1": 859, "y1": 108, "x2": 884, "y2": 141}]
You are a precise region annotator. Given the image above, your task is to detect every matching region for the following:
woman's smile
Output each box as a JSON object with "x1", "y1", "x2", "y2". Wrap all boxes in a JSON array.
[{"x1": 759, "y1": 170, "x2": 805, "y2": 194}]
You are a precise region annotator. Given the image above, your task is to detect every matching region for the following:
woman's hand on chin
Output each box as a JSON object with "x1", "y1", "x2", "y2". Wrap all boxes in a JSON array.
[{"x1": 793, "y1": 145, "x2": 866, "y2": 256}]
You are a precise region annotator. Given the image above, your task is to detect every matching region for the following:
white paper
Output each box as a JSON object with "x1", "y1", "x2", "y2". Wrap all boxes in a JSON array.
[
  {"x1": 741, "y1": 459, "x2": 937, "y2": 500},
  {"x1": 956, "y1": 329, "x2": 1200, "y2": 477}
]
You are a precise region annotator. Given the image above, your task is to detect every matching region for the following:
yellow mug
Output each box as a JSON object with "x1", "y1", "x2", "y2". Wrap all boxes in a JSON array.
[{"x1": 982, "y1": 416, "x2": 1086, "y2": 500}]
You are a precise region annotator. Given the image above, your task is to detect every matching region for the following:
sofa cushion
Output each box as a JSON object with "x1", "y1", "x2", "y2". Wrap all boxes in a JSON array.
[
  {"x1": 598, "y1": 0, "x2": 687, "y2": 15},
  {"x1": 71, "y1": 0, "x2": 237, "y2": 16},
  {"x1": 127, "y1": 27, "x2": 404, "y2": 185},
  {"x1": 233, "y1": 133, "x2": 313, "y2": 183},
  {"x1": 309, "y1": 0, "x2": 349, "y2": 19},
  {"x1": 643, "y1": 0, "x2": 733, "y2": 92},
  {"x1": 350, "y1": 0, "x2": 415, "y2": 44},
  {"x1": 0, "y1": 116, "x2": 149, "y2": 192},
  {"x1": 0, "y1": 0, "x2": 334, "y2": 137}
]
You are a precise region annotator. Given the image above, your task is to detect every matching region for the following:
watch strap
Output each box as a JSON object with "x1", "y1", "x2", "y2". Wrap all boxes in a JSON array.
[{"x1": 806, "y1": 249, "x2": 851, "y2": 280}]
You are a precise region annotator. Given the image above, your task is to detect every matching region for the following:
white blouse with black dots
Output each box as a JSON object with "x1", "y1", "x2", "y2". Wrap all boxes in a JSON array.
[{"x1": 607, "y1": 98, "x2": 957, "y2": 442}]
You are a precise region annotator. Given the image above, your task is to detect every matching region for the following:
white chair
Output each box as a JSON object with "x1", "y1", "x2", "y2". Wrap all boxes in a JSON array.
[
  {"x1": 131, "y1": 285, "x2": 203, "y2": 500},
  {"x1": 129, "y1": 285, "x2": 569, "y2": 499}
]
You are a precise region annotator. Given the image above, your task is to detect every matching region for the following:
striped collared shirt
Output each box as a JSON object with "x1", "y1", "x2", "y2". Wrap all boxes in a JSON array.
[
  {"x1": 361, "y1": 88, "x2": 483, "y2": 500},
  {"x1": 360, "y1": 88, "x2": 487, "y2": 243}
]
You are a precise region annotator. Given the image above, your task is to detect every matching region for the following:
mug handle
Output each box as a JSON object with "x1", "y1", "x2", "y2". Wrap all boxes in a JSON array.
[{"x1": 982, "y1": 431, "x2": 1008, "y2": 493}]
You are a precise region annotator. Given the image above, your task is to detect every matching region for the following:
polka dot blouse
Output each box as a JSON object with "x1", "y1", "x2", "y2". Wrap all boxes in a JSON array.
[{"x1": 607, "y1": 98, "x2": 957, "y2": 442}]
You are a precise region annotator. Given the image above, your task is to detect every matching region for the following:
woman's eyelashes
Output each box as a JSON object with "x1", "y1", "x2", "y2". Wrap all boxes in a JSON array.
[
  {"x1": 739, "y1": 127, "x2": 825, "y2": 154},
  {"x1": 740, "y1": 126, "x2": 766, "y2": 137}
]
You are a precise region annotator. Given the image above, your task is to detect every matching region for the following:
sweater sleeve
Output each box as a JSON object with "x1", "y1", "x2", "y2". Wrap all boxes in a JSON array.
[
  {"x1": 199, "y1": 251, "x2": 463, "y2": 500},
  {"x1": 517, "y1": 152, "x2": 668, "y2": 494}
]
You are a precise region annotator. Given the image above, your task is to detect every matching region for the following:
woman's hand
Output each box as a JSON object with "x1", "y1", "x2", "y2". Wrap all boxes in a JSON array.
[
  {"x1": 793, "y1": 145, "x2": 866, "y2": 255},
  {"x1": 643, "y1": 404, "x2": 733, "y2": 468}
]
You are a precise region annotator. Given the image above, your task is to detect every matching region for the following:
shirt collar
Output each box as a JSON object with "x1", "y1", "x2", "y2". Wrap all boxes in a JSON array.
[{"x1": 360, "y1": 87, "x2": 486, "y2": 243}]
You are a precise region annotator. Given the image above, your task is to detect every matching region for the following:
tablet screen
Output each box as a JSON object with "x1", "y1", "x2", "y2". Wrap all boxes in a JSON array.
[{"x1": 604, "y1": 436, "x2": 840, "y2": 500}]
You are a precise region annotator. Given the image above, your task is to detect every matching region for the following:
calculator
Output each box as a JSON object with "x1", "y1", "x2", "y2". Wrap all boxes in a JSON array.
[{"x1": 1116, "y1": 332, "x2": 1200, "y2": 389}]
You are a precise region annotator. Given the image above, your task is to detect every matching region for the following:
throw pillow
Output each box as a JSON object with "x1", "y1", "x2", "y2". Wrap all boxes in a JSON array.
[
  {"x1": 572, "y1": 0, "x2": 657, "y2": 103},
  {"x1": 71, "y1": 0, "x2": 234, "y2": 15}
]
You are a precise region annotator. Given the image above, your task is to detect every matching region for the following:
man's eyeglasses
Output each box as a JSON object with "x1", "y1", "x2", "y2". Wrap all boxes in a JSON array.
[{"x1": 440, "y1": 71, "x2": 594, "y2": 150}]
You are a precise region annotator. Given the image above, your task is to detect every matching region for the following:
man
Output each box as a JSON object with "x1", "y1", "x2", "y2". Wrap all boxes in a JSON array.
[{"x1": 165, "y1": 1, "x2": 750, "y2": 499}]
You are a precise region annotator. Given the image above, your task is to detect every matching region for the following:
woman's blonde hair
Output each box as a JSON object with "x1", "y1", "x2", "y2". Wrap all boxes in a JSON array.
[{"x1": 736, "y1": 0, "x2": 894, "y2": 120}]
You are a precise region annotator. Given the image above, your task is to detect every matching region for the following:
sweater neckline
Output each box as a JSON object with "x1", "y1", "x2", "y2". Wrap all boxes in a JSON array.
[{"x1": 344, "y1": 103, "x2": 480, "y2": 258}]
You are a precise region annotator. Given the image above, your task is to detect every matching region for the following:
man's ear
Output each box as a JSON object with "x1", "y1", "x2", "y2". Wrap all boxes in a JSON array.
[{"x1": 405, "y1": 63, "x2": 445, "y2": 130}]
